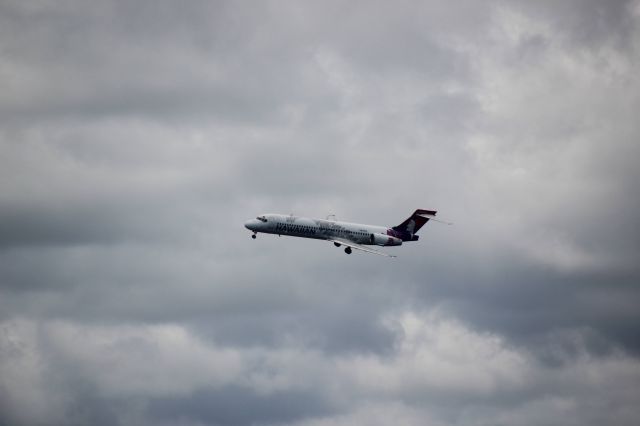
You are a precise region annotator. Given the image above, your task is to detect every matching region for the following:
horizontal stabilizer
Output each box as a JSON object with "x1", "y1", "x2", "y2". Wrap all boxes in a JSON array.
[{"x1": 416, "y1": 213, "x2": 453, "y2": 225}]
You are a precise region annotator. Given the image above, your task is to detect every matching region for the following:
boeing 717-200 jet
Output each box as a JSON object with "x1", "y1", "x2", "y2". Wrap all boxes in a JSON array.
[{"x1": 244, "y1": 209, "x2": 442, "y2": 257}]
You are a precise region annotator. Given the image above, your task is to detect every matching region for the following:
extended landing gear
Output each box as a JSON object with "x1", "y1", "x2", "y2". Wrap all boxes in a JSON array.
[
  {"x1": 251, "y1": 232, "x2": 257, "y2": 239},
  {"x1": 333, "y1": 241, "x2": 351, "y2": 254}
]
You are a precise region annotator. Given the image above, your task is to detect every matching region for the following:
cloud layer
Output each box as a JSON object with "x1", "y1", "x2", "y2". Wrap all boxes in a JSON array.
[{"x1": 1, "y1": 1, "x2": 639, "y2": 425}]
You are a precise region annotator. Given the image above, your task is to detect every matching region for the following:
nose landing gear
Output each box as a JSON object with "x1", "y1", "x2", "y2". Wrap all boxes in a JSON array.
[{"x1": 251, "y1": 232, "x2": 257, "y2": 239}]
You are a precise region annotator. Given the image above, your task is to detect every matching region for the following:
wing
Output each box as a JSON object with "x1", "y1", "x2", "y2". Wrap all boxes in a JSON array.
[{"x1": 328, "y1": 238, "x2": 397, "y2": 258}]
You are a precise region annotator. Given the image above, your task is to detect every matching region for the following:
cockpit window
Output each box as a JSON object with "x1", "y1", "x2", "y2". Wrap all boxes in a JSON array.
[{"x1": 256, "y1": 216, "x2": 267, "y2": 222}]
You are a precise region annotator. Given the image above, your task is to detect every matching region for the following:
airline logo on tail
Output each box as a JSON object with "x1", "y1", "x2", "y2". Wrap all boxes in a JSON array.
[{"x1": 391, "y1": 209, "x2": 437, "y2": 240}]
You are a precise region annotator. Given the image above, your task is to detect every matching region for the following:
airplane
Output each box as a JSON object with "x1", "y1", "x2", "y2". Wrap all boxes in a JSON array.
[{"x1": 244, "y1": 209, "x2": 444, "y2": 257}]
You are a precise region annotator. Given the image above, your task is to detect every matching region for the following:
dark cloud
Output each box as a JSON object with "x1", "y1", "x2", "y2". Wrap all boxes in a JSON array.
[
  {"x1": 513, "y1": 0, "x2": 637, "y2": 47},
  {"x1": 1, "y1": 0, "x2": 639, "y2": 425},
  {"x1": 149, "y1": 385, "x2": 335, "y2": 426}
]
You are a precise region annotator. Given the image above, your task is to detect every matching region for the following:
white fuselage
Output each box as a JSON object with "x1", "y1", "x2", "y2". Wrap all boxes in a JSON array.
[{"x1": 244, "y1": 214, "x2": 401, "y2": 246}]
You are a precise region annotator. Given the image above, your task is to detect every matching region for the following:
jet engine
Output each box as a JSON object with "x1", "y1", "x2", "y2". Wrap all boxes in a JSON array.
[{"x1": 370, "y1": 233, "x2": 403, "y2": 246}]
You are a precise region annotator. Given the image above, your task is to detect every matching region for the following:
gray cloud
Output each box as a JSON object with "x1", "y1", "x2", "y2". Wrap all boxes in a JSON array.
[
  {"x1": 149, "y1": 385, "x2": 335, "y2": 426},
  {"x1": 1, "y1": 0, "x2": 640, "y2": 425}
]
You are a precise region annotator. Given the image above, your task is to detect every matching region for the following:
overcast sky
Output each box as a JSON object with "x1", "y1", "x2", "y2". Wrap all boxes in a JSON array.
[{"x1": 1, "y1": 1, "x2": 639, "y2": 425}]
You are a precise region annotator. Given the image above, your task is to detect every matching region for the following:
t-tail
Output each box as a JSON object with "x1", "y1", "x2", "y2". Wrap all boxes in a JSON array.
[{"x1": 391, "y1": 209, "x2": 437, "y2": 241}]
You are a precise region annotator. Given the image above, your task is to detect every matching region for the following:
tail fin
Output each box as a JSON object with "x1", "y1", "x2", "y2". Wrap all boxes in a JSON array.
[{"x1": 393, "y1": 209, "x2": 437, "y2": 237}]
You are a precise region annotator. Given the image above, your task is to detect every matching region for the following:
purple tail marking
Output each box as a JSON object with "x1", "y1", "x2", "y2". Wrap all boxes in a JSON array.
[{"x1": 390, "y1": 209, "x2": 437, "y2": 241}]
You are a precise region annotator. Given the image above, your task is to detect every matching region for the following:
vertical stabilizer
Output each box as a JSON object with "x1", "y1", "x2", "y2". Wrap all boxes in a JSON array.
[{"x1": 392, "y1": 209, "x2": 437, "y2": 236}]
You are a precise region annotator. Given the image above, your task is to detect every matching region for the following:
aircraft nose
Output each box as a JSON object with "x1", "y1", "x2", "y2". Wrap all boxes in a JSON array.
[{"x1": 244, "y1": 219, "x2": 258, "y2": 231}]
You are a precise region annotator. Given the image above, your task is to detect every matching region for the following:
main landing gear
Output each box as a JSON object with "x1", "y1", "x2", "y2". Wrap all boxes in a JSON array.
[{"x1": 333, "y1": 242, "x2": 351, "y2": 254}]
